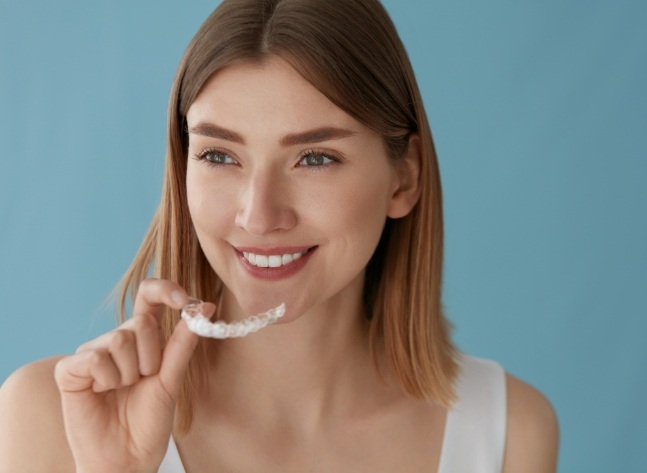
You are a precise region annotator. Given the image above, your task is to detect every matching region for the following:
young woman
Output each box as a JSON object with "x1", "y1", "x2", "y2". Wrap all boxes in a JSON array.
[{"x1": 0, "y1": 0, "x2": 558, "y2": 471}]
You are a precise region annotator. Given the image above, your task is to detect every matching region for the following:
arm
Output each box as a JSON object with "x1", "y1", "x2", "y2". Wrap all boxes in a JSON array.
[
  {"x1": 502, "y1": 374, "x2": 559, "y2": 473},
  {"x1": 0, "y1": 357, "x2": 75, "y2": 473}
]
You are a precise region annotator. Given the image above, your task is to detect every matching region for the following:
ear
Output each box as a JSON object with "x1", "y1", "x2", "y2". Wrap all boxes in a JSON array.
[{"x1": 387, "y1": 133, "x2": 422, "y2": 218}]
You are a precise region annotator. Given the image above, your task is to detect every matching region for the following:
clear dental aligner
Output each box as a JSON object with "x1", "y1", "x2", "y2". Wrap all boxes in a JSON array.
[{"x1": 181, "y1": 298, "x2": 286, "y2": 339}]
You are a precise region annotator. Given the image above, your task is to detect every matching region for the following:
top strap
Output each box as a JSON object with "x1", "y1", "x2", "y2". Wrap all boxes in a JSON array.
[{"x1": 437, "y1": 355, "x2": 507, "y2": 473}]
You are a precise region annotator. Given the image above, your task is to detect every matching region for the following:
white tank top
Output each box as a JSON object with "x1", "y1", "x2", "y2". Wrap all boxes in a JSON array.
[{"x1": 159, "y1": 355, "x2": 507, "y2": 473}]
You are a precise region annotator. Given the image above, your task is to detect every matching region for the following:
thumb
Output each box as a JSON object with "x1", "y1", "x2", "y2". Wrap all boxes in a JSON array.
[
  {"x1": 157, "y1": 302, "x2": 216, "y2": 400},
  {"x1": 158, "y1": 302, "x2": 216, "y2": 400},
  {"x1": 157, "y1": 319, "x2": 199, "y2": 402}
]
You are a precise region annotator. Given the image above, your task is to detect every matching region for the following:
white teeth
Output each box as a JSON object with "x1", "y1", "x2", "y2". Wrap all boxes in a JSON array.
[
  {"x1": 243, "y1": 249, "x2": 309, "y2": 267},
  {"x1": 256, "y1": 255, "x2": 269, "y2": 267}
]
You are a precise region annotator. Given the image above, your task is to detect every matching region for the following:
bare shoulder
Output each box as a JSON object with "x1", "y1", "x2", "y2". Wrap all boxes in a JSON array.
[
  {"x1": 0, "y1": 356, "x2": 74, "y2": 473},
  {"x1": 503, "y1": 373, "x2": 559, "y2": 473}
]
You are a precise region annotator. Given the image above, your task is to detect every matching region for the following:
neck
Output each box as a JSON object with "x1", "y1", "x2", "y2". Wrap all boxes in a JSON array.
[{"x1": 196, "y1": 283, "x2": 392, "y2": 432}]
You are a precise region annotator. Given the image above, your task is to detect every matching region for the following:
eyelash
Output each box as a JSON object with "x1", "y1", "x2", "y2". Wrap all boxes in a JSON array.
[
  {"x1": 193, "y1": 147, "x2": 341, "y2": 170},
  {"x1": 194, "y1": 147, "x2": 237, "y2": 167},
  {"x1": 296, "y1": 149, "x2": 340, "y2": 169}
]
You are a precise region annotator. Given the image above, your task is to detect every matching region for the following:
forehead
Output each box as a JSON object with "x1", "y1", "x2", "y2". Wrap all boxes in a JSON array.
[{"x1": 186, "y1": 56, "x2": 361, "y2": 133}]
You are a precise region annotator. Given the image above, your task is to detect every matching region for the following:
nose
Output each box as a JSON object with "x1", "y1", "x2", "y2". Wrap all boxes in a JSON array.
[{"x1": 235, "y1": 170, "x2": 297, "y2": 236}]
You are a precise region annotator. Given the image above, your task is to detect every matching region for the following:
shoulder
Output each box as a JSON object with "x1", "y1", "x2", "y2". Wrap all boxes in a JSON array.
[
  {"x1": 0, "y1": 356, "x2": 75, "y2": 473},
  {"x1": 503, "y1": 373, "x2": 559, "y2": 473}
]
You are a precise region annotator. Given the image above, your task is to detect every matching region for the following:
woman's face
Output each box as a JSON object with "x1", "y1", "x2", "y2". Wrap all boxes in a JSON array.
[{"x1": 185, "y1": 57, "x2": 408, "y2": 322}]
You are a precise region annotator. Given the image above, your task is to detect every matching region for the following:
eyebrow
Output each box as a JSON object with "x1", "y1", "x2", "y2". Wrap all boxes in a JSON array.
[
  {"x1": 188, "y1": 123, "x2": 244, "y2": 143},
  {"x1": 188, "y1": 122, "x2": 357, "y2": 146},
  {"x1": 280, "y1": 127, "x2": 357, "y2": 146}
]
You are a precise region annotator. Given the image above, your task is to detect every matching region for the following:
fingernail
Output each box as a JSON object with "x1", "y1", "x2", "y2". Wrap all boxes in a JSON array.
[{"x1": 171, "y1": 290, "x2": 186, "y2": 305}]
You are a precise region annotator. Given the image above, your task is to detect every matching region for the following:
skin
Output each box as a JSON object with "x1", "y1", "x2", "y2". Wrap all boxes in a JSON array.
[{"x1": 0, "y1": 57, "x2": 558, "y2": 472}]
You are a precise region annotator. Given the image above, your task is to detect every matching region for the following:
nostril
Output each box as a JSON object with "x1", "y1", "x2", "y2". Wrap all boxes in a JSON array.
[{"x1": 235, "y1": 205, "x2": 297, "y2": 236}]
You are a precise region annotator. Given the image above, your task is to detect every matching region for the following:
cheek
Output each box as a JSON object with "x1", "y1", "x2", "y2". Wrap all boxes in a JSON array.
[
  {"x1": 336, "y1": 165, "x2": 393, "y2": 227},
  {"x1": 348, "y1": 184, "x2": 391, "y2": 253},
  {"x1": 310, "y1": 169, "x2": 393, "y2": 259},
  {"x1": 186, "y1": 164, "x2": 235, "y2": 238}
]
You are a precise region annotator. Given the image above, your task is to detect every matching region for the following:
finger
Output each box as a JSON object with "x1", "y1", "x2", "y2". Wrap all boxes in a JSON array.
[
  {"x1": 157, "y1": 320, "x2": 198, "y2": 402},
  {"x1": 202, "y1": 302, "x2": 217, "y2": 320},
  {"x1": 126, "y1": 277, "x2": 189, "y2": 376},
  {"x1": 107, "y1": 329, "x2": 140, "y2": 387},
  {"x1": 76, "y1": 317, "x2": 164, "y2": 354},
  {"x1": 130, "y1": 313, "x2": 163, "y2": 376},
  {"x1": 55, "y1": 350, "x2": 121, "y2": 393},
  {"x1": 77, "y1": 315, "x2": 164, "y2": 377},
  {"x1": 132, "y1": 278, "x2": 189, "y2": 321},
  {"x1": 157, "y1": 303, "x2": 215, "y2": 401},
  {"x1": 76, "y1": 277, "x2": 191, "y2": 380}
]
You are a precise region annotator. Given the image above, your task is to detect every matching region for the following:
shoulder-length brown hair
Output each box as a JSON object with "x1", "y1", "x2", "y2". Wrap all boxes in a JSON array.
[{"x1": 119, "y1": 0, "x2": 457, "y2": 433}]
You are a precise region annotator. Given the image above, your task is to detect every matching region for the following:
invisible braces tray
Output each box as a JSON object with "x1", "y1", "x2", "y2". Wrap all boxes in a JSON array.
[{"x1": 181, "y1": 298, "x2": 286, "y2": 339}]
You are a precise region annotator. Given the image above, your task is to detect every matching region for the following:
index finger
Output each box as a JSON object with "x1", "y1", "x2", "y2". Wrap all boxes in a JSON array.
[{"x1": 132, "y1": 278, "x2": 189, "y2": 321}]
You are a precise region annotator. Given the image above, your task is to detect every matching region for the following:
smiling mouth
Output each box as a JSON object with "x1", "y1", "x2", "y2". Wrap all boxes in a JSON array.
[{"x1": 241, "y1": 248, "x2": 315, "y2": 268}]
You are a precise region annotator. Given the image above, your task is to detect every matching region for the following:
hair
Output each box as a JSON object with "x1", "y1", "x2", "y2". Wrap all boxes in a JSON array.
[{"x1": 118, "y1": 0, "x2": 458, "y2": 434}]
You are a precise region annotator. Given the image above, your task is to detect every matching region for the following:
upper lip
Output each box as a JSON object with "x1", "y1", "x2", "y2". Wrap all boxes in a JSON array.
[{"x1": 234, "y1": 245, "x2": 316, "y2": 255}]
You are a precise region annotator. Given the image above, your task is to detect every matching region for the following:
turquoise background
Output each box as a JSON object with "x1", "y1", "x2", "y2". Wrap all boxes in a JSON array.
[{"x1": 1, "y1": 1, "x2": 645, "y2": 471}]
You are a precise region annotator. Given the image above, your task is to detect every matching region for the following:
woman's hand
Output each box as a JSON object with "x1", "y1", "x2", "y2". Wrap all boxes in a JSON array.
[{"x1": 54, "y1": 279, "x2": 213, "y2": 473}]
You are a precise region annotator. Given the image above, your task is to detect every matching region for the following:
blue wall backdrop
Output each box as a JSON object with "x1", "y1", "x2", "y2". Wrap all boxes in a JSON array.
[{"x1": 1, "y1": 1, "x2": 645, "y2": 471}]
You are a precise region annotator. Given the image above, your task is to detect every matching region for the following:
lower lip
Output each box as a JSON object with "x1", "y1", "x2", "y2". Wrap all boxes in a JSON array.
[{"x1": 236, "y1": 247, "x2": 316, "y2": 281}]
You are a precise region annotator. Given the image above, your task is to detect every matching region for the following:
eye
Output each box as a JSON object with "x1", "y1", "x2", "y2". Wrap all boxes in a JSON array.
[
  {"x1": 196, "y1": 148, "x2": 238, "y2": 166},
  {"x1": 298, "y1": 150, "x2": 337, "y2": 167}
]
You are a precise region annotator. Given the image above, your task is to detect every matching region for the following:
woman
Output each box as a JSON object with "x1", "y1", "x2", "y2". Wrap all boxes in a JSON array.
[{"x1": 0, "y1": 0, "x2": 558, "y2": 471}]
